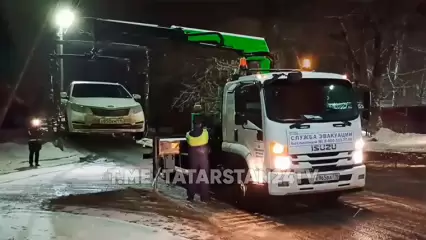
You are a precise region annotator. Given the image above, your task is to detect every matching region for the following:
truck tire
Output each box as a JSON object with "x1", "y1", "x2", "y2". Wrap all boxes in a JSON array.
[
  {"x1": 230, "y1": 165, "x2": 263, "y2": 211},
  {"x1": 314, "y1": 192, "x2": 341, "y2": 207},
  {"x1": 232, "y1": 178, "x2": 265, "y2": 212}
]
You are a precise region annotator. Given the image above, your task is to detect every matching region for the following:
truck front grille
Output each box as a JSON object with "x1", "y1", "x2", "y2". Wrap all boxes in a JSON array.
[
  {"x1": 91, "y1": 108, "x2": 129, "y2": 116},
  {"x1": 311, "y1": 164, "x2": 354, "y2": 172}
]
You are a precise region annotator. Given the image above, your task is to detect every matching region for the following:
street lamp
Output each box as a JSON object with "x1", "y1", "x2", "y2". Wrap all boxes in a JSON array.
[
  {"x1": 302, "y1": 58, "x2": 312, "y2": 70},
  {"x1": 54, "y1": 8, "x2": 75, "y2": 91},
  {"x1": 54, "y1": 9, "x2": 75, "y2": 29}
]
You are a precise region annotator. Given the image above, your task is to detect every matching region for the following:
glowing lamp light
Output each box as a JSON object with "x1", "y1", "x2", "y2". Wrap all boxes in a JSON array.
[
  {"x1": 31, "y1": 118, "x2": 41, "y2": 127},
  {"x1": 270, "y1": 142, "x2": 288, "y2": 155},
  {"x1": 274, "y1": 156, "x2": 292, "y2": 170},
  {"x1": 54, "y1": 8, "x2": 75, "y2": 29},
  {"x1": 302, "y1": 58, "x2": 312, "y2": 69}
]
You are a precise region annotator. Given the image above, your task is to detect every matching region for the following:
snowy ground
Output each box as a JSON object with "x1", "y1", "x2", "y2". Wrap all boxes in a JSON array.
[
  {"x1": 0, "y1": 160, "x2": 222, "y2": 240},
  {"x1": 1, "y1": 211, "x2": 185, "y2": 240},
  {"x1": 365, "y1": 128, "x2": 426, "y2": 153},
  {"x1": 0, "y1": 142, "x2": 85, "y2": 175},
  {"x1": 136, "y1": 138, "x2": 153, "y2": 148},
  {"x1": 1, "y1": 134, "x2": 426, "y2": 239}
]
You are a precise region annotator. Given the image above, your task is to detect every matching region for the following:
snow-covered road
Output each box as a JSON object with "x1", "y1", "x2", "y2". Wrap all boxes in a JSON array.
[
  {"x1": 1, "y1": 211, "x2": 184, "y2": 240},
  {"x1": 1, "y1": 129, "x2": 426, "y2": 240},
  {"x1": 0, "y1": 160, "x2": 215, "y2": 240}
]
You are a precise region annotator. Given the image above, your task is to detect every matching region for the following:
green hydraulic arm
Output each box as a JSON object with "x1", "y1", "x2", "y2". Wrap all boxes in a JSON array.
[
  {"x1": 89, "y1": 18, "x2": 273, "y2": 70},
  {"x1": 177, "y1": 26, "x2": 272, "y2": 69},
  {"x1": 76, "y1": 18, "x2": 274, "y2": 130}
]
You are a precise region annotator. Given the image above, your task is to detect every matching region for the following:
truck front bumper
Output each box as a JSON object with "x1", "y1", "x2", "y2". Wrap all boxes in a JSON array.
[{"x1": 252, "y1": 164, "x2": 366, "y2": 196}]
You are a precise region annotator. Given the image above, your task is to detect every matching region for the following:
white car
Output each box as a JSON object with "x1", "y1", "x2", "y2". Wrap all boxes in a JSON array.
[{"x1": 61, "y1": 81, "x2": 145, "y2": 139}]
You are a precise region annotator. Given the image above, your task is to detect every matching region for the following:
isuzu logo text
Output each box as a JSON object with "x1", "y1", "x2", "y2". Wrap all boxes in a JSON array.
[{"x1": 311, "y1": 143, "x2": 337, "y2": 151}]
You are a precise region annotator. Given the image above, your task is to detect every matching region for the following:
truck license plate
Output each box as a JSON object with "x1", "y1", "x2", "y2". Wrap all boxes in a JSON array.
[
  {"x1": 99, "y1": 118, "x2": 124, "y2": 124},
  {"x1": 315, "y1": 173, "x2": 339, "y2": 182}
]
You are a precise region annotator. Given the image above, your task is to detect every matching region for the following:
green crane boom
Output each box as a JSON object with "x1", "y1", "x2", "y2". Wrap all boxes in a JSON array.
[{"x1": 90, "y1": 18, "x2": 273, "y2": 70}]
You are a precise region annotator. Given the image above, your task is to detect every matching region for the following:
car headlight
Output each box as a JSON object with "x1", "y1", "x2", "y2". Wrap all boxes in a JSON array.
[
  {"x1": 70, "y1": 103, "x2": 89, "y2": 113},
  {"x1": 131, "y1": 105, "x2": 143, "y2": 114}
]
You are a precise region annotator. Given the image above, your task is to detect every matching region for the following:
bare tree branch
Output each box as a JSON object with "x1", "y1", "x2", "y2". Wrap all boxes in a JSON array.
[
  {"x1": 172, "y1": 58, "x2": 238, "y2": 113},
  {"x1": 409, "y1": 46, "x2": 426, "y2": 54}
]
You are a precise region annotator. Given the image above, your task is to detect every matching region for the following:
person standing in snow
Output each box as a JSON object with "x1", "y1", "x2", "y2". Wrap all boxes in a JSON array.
[
  {"x1": 186, "y1": 116, "x2": 210, "y2": 202},
  {"x1": 27, "y1": 117, "x2": 44, "y2": 167}
]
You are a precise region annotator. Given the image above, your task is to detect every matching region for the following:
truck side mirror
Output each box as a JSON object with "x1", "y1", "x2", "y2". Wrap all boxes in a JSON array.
[
  {"x1": 256, "y1": 130, "x2": 263, "y2": 141},
  {"x1": 60, "y1": 92, "x2": 68, "y2": 99},
  {"x1": 235, "y1": 112, "x2": 247, "y2": 125}
]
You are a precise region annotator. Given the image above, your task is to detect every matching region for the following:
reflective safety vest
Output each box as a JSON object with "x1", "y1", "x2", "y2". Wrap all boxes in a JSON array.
[
  {"x1": 186, "y1": 129, "x2": 209, "y2": 147},
  {"x1": 28, "y1": 129, "x2": 43, "y2": 142}
]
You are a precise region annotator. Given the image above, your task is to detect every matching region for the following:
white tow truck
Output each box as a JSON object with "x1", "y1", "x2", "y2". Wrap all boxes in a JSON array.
[{"x1": 156, "y1": 70, "x2": 369, "y2": 206}]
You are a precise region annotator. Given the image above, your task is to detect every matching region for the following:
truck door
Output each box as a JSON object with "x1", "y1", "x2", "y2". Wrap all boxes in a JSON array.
[{"x1": 234, "y1": 83, "x2": 263, "y2": 159}]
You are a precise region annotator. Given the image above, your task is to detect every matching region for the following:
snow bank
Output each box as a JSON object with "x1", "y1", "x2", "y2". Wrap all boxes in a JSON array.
[
  {"x1": 137, "y1": 138, "x2": 153, "y2": 148},
  {"x1": 0, "y1": 142, "x2": 82, "y2": 161},
  {"x1": 366, "y1": 128, "x2": 426, "y2": 152},
  {"x1": 0, "y1": 142, "x2": 86, "y2": 175}
]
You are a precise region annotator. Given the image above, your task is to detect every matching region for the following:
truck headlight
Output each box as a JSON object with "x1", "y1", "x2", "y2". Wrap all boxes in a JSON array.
[
  {"x1": 70, "y1": 103, "x2": 89, "y2": 113},
  {"x1": 270, "y1": 142, "x2": 291, "y2": 170},
  {"x1": 355, "y1": 138, "x2": 365, "y2": 150},
  {"x1": 353, "y1": 138, "x2": 364, "y2": 164},
  {"x1": 131, "y1": 105, "x2": 143, "y2": 114},
  {"x1": 274, "y1": 156, "x2": 292, "y2": 170},
  {"x1": 352, "y1": 150, "x2": 363, "y2": 164}
]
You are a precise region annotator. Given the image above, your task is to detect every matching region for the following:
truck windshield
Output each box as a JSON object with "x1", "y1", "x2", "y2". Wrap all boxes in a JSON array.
[
  {"x1": 72, "y1": 84, "x2": 132, "y2": 98},
  {"x1": 264, "y1": 78, "x2": 358, "y2": 123}
]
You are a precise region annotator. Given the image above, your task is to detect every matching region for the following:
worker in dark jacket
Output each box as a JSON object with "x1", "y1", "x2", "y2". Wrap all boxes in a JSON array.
[
  {"x1": 28, "y1": 118, "x2": 44, "y2": 167},
  {"x1": 186, "y1": 116, "x2": 210, "y2": 202}
]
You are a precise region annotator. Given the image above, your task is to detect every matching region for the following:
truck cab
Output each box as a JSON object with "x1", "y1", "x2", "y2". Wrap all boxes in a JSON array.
[{"x1": 211, "y1": 70, "x2": 368, "y2": 203}]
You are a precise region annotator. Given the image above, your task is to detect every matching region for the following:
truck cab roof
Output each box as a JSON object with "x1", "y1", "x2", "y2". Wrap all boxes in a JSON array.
[
  {"x1": 236, "y1": 71, "x2": 348, "y2": 84},
  {"x1": 71, "y1": 81, "x2": 121, "y2": 85}
]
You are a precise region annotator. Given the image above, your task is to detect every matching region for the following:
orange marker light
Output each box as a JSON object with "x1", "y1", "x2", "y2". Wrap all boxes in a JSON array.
[
  {"x1": 270, "y1": 142, "x2": 288, "y2": 155},
  {"x1": 239, "y1": 58, "x2": 248, "y2": 69}
]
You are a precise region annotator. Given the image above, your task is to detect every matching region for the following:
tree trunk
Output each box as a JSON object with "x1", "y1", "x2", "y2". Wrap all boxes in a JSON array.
[{"x1": 369, "y1": 76, "x2": 383, "y2": 132}]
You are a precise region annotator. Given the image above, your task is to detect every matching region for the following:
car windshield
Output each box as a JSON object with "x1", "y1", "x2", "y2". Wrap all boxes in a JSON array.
[
  {"x1": 71, "y1": 83, "x2": 132, "y2": 98},
  {"x1": 263, "y1": 78, "x2": 358, "y2": 123}
]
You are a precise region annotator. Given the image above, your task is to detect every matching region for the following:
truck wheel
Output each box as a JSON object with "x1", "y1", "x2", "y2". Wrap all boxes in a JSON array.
[
  {"x1": 315, "y1": 192, "x2": 341, "y2": 207},
  {"x1": 232, "y1": 171, "x2": 263, "y2": 211}
]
